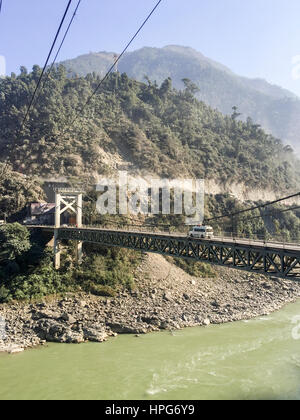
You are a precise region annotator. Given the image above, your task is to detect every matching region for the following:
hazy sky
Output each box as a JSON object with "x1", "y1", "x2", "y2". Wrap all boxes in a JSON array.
[{"x1": 1, "y1": 0, "x2": 300, "y2": 96}]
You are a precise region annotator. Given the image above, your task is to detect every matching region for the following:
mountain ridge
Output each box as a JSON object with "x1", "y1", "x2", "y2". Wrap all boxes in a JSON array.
[{"x1": 56, "y1": 45, "x2": 300, "y2": 153}]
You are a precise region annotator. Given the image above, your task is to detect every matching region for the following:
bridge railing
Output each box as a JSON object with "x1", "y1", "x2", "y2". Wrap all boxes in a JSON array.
[
  {"x1": 26, "y1": 224, "x2": 300, "y2": 247},
  {"x1": 213, "y1": 231, "x2": 300, "y2": 247},
  {"x1": 96, "y1": 225, "x2": 300, "y2": 247},
  {"x1": 82, "y1": 223, "x2": 182, "y2": 235},
  {"x1": 81, "y1": 224, "x2": 300, "y2": 246}
]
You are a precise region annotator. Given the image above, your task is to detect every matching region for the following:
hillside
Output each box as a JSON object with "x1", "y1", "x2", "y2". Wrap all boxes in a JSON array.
[
  {"x1": 1, "y1": 67, "x2": 300, "y2": 307},
  {"x1": 0, "y1": 164, "x2": 44, "y2": 220},
  {"x1": 57, "y1": 45, "x2": 300, "y2": 153},
  {"x1": 0, "y1": 66, "x2": 299, "y2": 198}
]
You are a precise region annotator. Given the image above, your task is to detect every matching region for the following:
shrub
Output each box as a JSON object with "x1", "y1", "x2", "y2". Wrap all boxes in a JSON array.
[{"x1": 166, "y1": 256, "x2": 216, "y2": 278}]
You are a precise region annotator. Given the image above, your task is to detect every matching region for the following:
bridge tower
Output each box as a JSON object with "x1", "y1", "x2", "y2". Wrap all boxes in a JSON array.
[{"x1": 54, "y1": 188, "x2": 84, "y2": 269}]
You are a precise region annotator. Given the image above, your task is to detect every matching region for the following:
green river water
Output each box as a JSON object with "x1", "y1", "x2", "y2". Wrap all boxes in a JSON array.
[{"x1": 1, "y1": 300, "x2": 300, "y2": 400}]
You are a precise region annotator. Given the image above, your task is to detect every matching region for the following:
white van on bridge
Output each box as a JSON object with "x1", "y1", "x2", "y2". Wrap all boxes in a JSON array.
[{"x1": 188, "y1": 225, "x2": 214, "y2": 239}]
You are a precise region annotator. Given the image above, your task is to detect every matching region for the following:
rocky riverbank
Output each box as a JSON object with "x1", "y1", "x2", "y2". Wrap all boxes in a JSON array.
[{"x1": 1, "y1": 253, "x2": 300, "y2": 353}]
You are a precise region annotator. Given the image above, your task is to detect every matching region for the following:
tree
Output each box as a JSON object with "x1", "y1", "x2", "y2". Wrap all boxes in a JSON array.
[
  {"x1": 19, "y1": 66, "x2": 28, "y2": 76},
  {"x1": 231, "y1": 106, "x2": 242, "y2": 121},
  {"x1": 0, "y1": 223, "x2": 31, "y2": 263},
  {"x1": 182, "y1": 78, "x2": 200, "y2": 97},
  {"x1": 0, "y1": 163, "x2": 44, "y2": 220},
  {"x1": 159, "y1": 77, "x2": 172, "y2": 98}
]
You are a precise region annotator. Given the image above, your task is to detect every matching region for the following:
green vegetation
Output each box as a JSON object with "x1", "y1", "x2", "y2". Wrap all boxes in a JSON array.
[
  {"x1": 75, "y1": 245, "x2": 140, "y2": 296},
  {"x1": 166, "y1": 256, "x2": 216, "y2": 278},
  {"x1": 0, "y1": 223, "x2": 70, "y2": 302},
  {"x1": 0, "y1": 223, "x2": 31, "y2": 262},
  {"x1": 0, "y1": 223, "x2": 141, "y2": 303},
  {"x1": 206, "y1": 193, "x2": 300, "y2": 242},
  {"x1": 0, "y1": 163, "x2": 44, "y2": 221},
  {"x1": 0, "y1": 66, "x2": 299, "y2": 192},
  {"x1": 0, "y1": 65, "x2": 299, "y2": 302}
]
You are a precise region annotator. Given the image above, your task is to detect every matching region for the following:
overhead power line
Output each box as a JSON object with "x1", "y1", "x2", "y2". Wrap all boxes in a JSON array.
[
  {"x1": 21, "y1": 0, "x2": 73, "y2": 127},
  {"x1": 95, "y1": 204, "x2": 300, "y2": 233},
  {"x1": 62, "y1": 0, "x2": 163, "y2": 134},
  {"x1": 205, "y1": 192, "x2": 300, "y2": 223},
  {"x1": 32, "y1": 0, "x2": 82, "y2": 108},
  {"x1": 238, "y1": 204, "x2": 300, "y2": 224},
  {"x1": 0, "y1": 0, "x2": 74, "y2": 178}
]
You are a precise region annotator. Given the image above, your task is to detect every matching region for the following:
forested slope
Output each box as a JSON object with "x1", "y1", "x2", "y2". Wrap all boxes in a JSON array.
[
  {"x1": 58, "y1": 45, "x2": 300, "y2": 153},
  {"x1": 0, "y1": 66, "x2": 299, "y2": 193}
]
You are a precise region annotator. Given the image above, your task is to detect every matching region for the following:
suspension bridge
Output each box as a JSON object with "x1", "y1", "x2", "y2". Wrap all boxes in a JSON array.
[{"x1": 27, "y1": 189, "x2": 300, "y2": 279}]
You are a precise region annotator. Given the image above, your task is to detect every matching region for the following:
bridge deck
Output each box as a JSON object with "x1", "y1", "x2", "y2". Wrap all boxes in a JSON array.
[{"x1": 28, "y1": 225, "x2": 300, "y2": 278}]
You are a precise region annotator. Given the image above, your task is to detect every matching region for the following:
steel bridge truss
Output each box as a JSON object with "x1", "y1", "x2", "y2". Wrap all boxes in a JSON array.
[{"x1": 57, "y1": 228, "x2": 300, "y2": 278}]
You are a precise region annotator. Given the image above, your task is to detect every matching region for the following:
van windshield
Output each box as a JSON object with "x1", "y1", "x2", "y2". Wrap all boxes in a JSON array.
[{"x1": 193, "y1": 228, "x2": 205, "y2": 232}]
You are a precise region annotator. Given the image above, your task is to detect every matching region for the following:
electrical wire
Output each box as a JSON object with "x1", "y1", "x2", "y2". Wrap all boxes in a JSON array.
[
  {"x1": 32, "y1": 0, "x2": 82, "y2": 109},
  {"x1": 95, "y1": 203, "x2": 300, "y2": 234},
  {"x1": 21, "y1": 0, "x2": 73, "y2": 128},
  {"x1": 0, "y1": 0, "x2": 74, "y2": 178},
  {"x1": 204, "y1": 191, "x2": 300, "y2": 223},
  {"x1": 61, "y1": 0, "x2": 163, "y2": 136},
  {"x1": 238, "y1": 205, "x2": 300, "y2": 224}
]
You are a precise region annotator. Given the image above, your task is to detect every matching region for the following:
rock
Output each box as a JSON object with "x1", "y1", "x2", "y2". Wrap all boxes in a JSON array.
[
  {"x1": 148, "y1": 317, "x2": 160, "y2": 327},
  {"x1": 270, "y1": 276, "x2": 282, "y2": 283},
  {"x1": 31, "y1": 310, "x2": 61, "y2": 321},
  {"x1": 163, "y1": 292, "x2": 173, "y2": 302},
  {"x1": 60, "y1": 313, "x2": 76, "y2": 324},
  {"x1": 107, "y1": 322, "x2": 148, "y2": 334},
  {"x1": 34, "y1": 319, "x2": 83, "y2": 343},
  {"x1": 0, "y1": 344, "x2": 24, "y2": 354},
  {"x1": 65, "y1": 332, "x2": 85, "y2": 344},
  {"x1": 2, "y1": 257, "x2": 300, "y2": 354},
  {"x1": 83, "y1": 327, "x2": 108, "y2": 343},
  {"x1": 9, "y1": 346, "x2": 25, "y2": 354},
  {"x1": 159, "y1": 321, "x2": 170, "y2": 330}
]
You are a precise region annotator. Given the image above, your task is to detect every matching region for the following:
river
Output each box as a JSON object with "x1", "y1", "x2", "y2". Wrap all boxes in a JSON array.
[{"x1": 0, "y1": 300, "x2": 300, "y2": 400}]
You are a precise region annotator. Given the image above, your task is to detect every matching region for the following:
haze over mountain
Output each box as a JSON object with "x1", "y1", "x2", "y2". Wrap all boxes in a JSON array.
[{"x1": 57, "y1": 45, "x2": 300, "y2": 153}]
